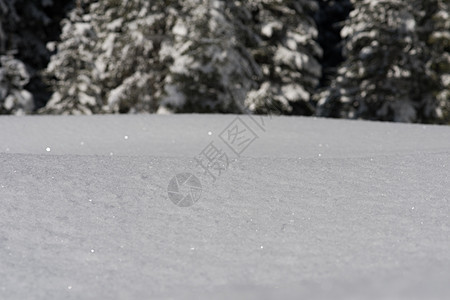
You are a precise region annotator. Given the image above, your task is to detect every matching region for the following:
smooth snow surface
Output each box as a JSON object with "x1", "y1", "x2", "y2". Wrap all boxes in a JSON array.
[{"x1": 0, "y1": 114, "x2": 449, "y2": 299}]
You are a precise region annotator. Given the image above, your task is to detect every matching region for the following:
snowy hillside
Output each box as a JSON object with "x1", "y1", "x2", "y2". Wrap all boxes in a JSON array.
[{"x1": 0, "y1": 114, "x2": 449, "y2": 299}]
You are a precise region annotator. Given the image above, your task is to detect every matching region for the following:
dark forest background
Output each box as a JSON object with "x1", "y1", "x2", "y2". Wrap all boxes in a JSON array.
[{"x1": 1, "y1": 0, "x2": 449, "y2": 124}]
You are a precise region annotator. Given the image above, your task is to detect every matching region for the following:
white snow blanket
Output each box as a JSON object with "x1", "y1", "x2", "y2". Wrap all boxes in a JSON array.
[{"x1": 0, "y1": 114, "x2": 449, "y2": 299}]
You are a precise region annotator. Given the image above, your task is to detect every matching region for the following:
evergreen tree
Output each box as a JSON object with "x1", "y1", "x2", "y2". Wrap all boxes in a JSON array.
[
  {"x1": 44, "y1": 0, "x2": 177, "y2": 114},
  {"x1": 421, "y1": 0, "x2": 450, "y2": 123},
  {"x1": 317, "y1": 0, "x2": 449, "y2": 123},
  {"x1": 0, "y1": 54, "x2": 33, "y2": 114},
  {"x1": 245, "y1": 0, "x2": 322, "y2": 115},
  {"x1": 158, "y1": 0, "x2": 260, "y2": 113},
  {"x1": 0, "y1": 0, "x2": 69, "y2": 114}
]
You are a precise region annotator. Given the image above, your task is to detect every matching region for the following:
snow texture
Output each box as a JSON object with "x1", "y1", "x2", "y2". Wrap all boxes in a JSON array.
[{"x1": 0, "y1": 114, "x2": 449, "y2": 299}]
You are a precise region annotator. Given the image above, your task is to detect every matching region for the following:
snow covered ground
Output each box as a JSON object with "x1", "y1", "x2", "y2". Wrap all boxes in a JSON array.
[{"x1": 0, "y1": 114, "x2": 449, "y2": 299}]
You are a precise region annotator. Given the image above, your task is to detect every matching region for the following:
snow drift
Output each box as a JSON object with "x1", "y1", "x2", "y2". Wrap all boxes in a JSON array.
[{"x1": 0, "y1": 114, "x2": 449, "y2": 299}]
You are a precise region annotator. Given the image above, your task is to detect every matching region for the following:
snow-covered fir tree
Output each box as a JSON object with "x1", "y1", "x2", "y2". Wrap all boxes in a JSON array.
[
  {"x1": 245, "y1": 0, "x2": 322, "y2": 115},
  {"x1": 0, "y1": 55, "x2": 33, "y2": 115},
  {"x1": 158, "y1": 0, "x2": 261, "y2": 113},
  {"x1": 44, "y1": 0, "x2": 178, "y2": 114},
  {"x1": 421, "y1": 0, "x2": 450, "y2": 123},
  {"x1": 317, "y1": 0, "x2": 449, "y2": 123},
  {"x1": 0, "y1": 0, "x2": 70, "y2": 114}
]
